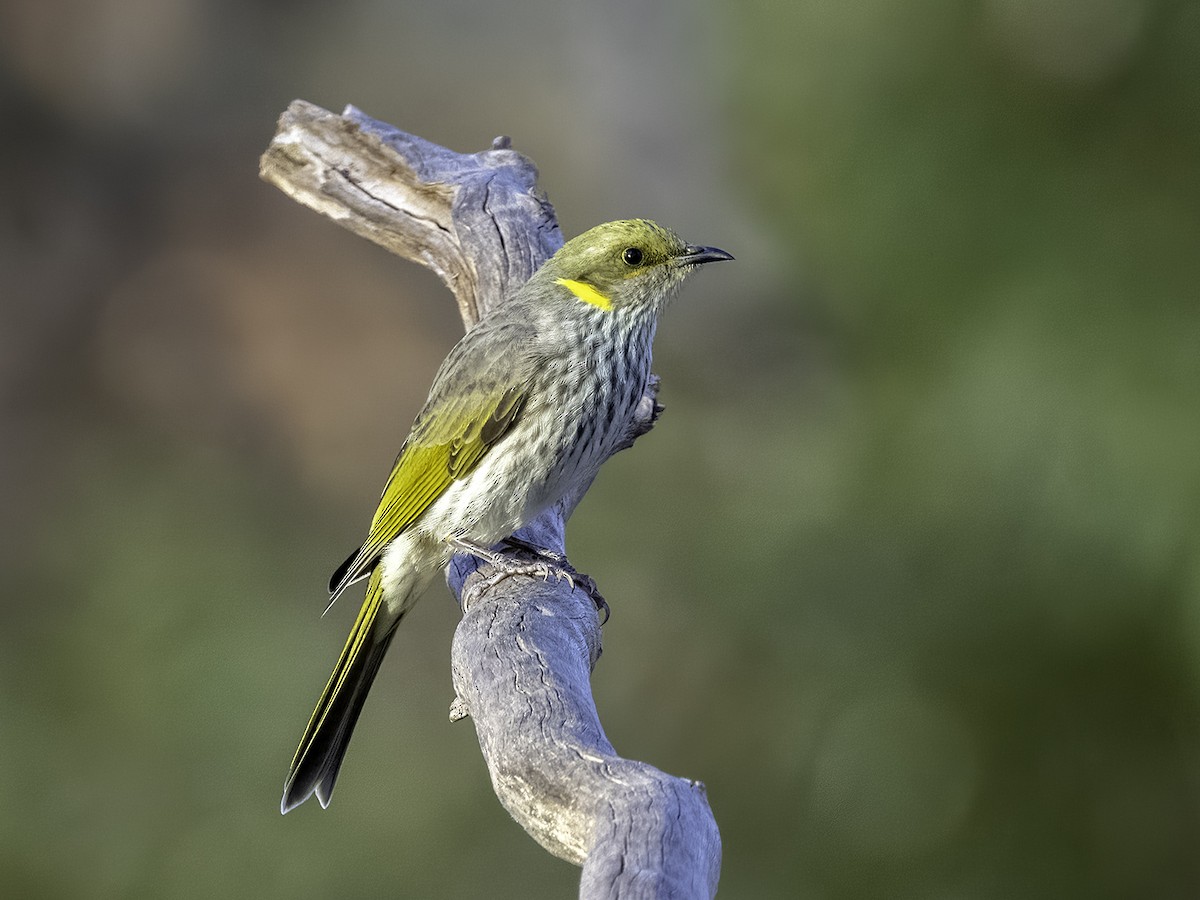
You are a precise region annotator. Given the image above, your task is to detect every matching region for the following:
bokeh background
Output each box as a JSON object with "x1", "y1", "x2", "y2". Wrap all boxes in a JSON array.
[{"x1": 4, "y1": 0, "x2": 1199, "y2": 896}]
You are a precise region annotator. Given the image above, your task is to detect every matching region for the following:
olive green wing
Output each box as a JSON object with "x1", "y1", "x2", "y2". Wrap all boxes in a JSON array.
[{"x1": 328, "y1": 380, "x2": 526, "y2": 597}]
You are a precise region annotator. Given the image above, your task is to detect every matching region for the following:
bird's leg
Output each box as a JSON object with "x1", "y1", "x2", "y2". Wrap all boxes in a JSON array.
[
  {"x1": 498, "y1": 537, "x2": 610, "y2": 624},
  {"x1": 447, "y1": 536, "x2": 563, "y2": 579},
  {"x1": 497, "y1": 535, "x2": 567, "y2": 563},
  {"x1": 448, "y1": 536, "x2": 610, "y2": 624}
]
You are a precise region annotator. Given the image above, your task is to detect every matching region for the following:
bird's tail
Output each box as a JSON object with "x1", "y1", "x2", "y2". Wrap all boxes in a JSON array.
[{"x1": 282, "y1": 568, "x2": 401, "y2": 813}]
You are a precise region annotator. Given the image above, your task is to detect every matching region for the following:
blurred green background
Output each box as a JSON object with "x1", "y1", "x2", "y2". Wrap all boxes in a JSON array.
[{"x1": 3, "y1": 0, "x2": 1199, "y2": 897}]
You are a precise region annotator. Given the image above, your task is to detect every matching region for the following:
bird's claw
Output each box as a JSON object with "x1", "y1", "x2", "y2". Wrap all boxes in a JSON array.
[
  {"x1": 498, "y1": 538, "x2": 608, "y2": 622},
  {"x1": 451, "y1": 536, "x2": 610, "y2": 623}
]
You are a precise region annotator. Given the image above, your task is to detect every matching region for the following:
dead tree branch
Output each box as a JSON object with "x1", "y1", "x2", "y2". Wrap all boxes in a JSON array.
[{"x1": 262, "y1": 100, "x2": 720, "y2": 899}]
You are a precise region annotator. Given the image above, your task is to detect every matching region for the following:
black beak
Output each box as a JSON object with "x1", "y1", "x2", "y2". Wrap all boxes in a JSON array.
[{"x1": 675, "y1": 244, "x2": 735, "y2": 266}]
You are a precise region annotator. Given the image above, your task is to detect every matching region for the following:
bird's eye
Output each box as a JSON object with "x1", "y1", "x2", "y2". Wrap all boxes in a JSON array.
[{"x1": 622, "y1": 247, "x2": 644, "y2": 267}]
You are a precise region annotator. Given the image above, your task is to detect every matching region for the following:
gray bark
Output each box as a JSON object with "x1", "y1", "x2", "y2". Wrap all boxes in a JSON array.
[{"x1": 261, "y1": 100, "x2": 721, "y2": 899}]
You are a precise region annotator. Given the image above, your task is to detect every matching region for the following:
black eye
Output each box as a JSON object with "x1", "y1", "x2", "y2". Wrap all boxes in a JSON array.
[{"x1": 622, "y1": 247, "x2": 644, "y2": 266}]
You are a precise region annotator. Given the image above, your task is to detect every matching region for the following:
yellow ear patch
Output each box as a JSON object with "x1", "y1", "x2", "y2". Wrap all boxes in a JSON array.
[{"x1": 555, "y1": 278, "x2": 613, "y2": 311}]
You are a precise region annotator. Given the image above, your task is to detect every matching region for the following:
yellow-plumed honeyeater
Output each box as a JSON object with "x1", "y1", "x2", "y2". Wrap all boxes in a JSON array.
[{"x1": 281, "y1": 219, "x2": 732, "y2": 813}]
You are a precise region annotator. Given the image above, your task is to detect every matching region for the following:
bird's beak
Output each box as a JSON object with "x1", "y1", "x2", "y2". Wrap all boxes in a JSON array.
[{"x1": 674, "y1": 245, "x2": 735, "y2": 266}]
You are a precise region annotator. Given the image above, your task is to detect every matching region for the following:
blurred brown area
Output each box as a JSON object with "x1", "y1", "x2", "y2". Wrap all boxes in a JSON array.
[{"x1": 2, "y1": 0, "x2": 1199, "y2": 897}]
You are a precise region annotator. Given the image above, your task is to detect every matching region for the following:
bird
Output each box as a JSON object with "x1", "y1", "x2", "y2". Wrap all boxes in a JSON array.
[{"x1": 281, "y1": 219, "x2": 733, "y2": 814}]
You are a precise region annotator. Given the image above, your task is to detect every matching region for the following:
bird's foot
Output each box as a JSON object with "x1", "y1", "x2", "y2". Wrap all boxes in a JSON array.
[
  {"x1": 498, "y1": 538, "x2": 610, "y2": 624},
  {"x1": 448, "y1": 536, "x2": 610, "y2": 624}
]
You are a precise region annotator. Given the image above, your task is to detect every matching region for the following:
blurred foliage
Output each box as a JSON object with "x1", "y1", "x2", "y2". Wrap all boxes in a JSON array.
[{"x1": 2, "y1": 0, "x2": 1199, "y2": 897}]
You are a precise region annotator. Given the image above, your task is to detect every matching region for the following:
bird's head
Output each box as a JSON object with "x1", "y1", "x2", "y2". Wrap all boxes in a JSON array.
[{"x1": 538, "y1": 219, "x2": 732, "y2": 316}]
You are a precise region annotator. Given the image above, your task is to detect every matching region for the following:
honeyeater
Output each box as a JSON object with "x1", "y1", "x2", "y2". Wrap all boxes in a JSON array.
[{"x1": 281, "y1": 219, "x2": 732, "y2": 813}]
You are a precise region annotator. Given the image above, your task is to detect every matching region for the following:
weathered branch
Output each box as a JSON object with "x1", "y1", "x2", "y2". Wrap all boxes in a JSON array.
[
  {"x1": 260, "y1": 101, "x2": 562, "y2": 328},
  {"x1": 262, "y1": 100, "x2": 720, "y2": 899}
]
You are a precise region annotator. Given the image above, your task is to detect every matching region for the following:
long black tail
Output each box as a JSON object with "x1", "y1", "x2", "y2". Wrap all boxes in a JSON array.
[{"x1": 282, "y1": 569, "x2": 401, "y2": 813}]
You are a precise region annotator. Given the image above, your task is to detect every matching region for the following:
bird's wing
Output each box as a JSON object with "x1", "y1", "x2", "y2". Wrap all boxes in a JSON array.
[{"x1": 328, "y1": 322, "x2": 531, "y2": 597}]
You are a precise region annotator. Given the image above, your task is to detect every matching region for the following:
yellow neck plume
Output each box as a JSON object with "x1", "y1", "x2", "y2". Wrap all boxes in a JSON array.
[{"x1": 555, "y1": 278, "x2": 613, "y2": 311}]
